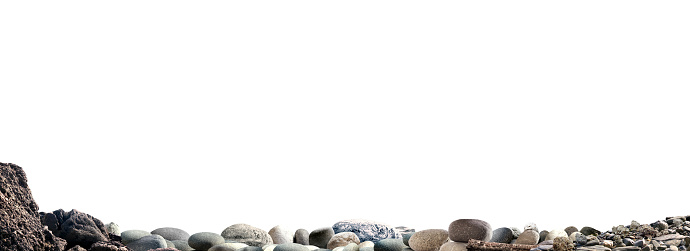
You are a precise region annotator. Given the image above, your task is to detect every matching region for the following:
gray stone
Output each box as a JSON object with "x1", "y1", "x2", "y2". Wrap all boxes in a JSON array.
[
  {"x1": 127, "y1": 234, "x2": 168, "y2": 251},
  {"x1": 408, "y1": 229, "x2": 449, "y2": 251},
  {"x1": 439, "y1": 242, "x2": 468, "y2": 251},
  {"x1": 622, "y1": 239, "x2": 634, "y2": 247},
  {"x1": 512, "y1": 227, "x2": 524, "y2": 239},
  {"x1": 403, "y1": 233, "x2": 415, "y2": 246},
  {"x1": 122, "y1": 230, "x2": 152, "y2": 245},
  {"x1": 360, "y1": 241, "x2": 375, "y2": 249},
  {"x1": 580, "y1": 227, "x2": 601, "y2": 236},
  {"x1": 270, "y1": 226, "x2": 294, "y2": 244},
  {"x1": 554, "y1": 237, "x2": 574, "y2": 251},
  {"x1": 375, "y1": 238, "x2": 406, "y2": 251},
  {"x1": 274, "y1": 243, "x2": 310, "y2": 251},
  {"x1": 344, "y1": 243, "x2": 360, "y2": 251},
  {"x1": 238, "y1": 246, "x2": 264, "y2": 251},
  {"x1": 333, "y1": 219, "x2": 400, "y2": 243},
  {"x1": 209, "y1": 242, "x2": 249, "y2": 251},
  {"x1": 611, "y1": 247, "x2": 641, "y2": 251},
  {"x1": 539, "y1": 231, "x2": 549, "y2": 243},
  {"x1": 525, "y1": 223, "x2": 539, "y2": 233},
  {"x1": 152, "y1": 227, "x2": 190, "y2": 241},
  {"x1": 172, "y1": 240, "x2": 194, "y2": 251},
  {"x1": 327, "y1": 232, "x2": 360, "y2": 250},
  {"x1": 633, "y1": 240, "x2": 645, "y2": 248},
  {"x1": 309, "y1": 227, "x2": 335, "y2": 249},
  {"x1": 448, "y1": 219, "x2": 492, "y2": 243},
  {"x1": 491, "y1": 228, "x2": 515, "y2": 244},
  {"x1": 396, "y1": 227, "x2": 416, "y2": 237},
  {"x1": 565, "y1": 227, "x2": 579, "y2": 237},
  {"x1": 189, "y1": 232, "x2": 226, "y2": 251},
  {"x1": 577, "y1": 246, "x2": 611, "y2": 251},
  {"x1": 106, "y1": 222, "x2": 121, "y2": 236},
  {"x1": 56, "y1": 209, "x2": 110, "y2": 249},
  {"x1": 545, "y1": 230, "x2": 568, "y2": 241},
  {"x1": 294, "y1": 229, "x2": 310, "y2": 245},
  {"x1": 516, "y1": 230, "x2": 540, "y2": 245},
  {"x1": 221, "y1": 224, "x2": 273, "y2": 247}
]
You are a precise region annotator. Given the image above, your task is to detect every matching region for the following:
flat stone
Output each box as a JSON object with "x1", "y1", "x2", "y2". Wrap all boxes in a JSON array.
[
  {"x1": 221, "y1": 224, "x2": 273, "y2": 247},
  {"x1": 189, "y1": 232, "x2": 226, "y2": 251},
  {"x1": 333, "y1": 219, "x2": 400, "y2": 243},
  {"x1": 208, "y1": 242, "x2": 249, "y2": 251},
  {"x1": 577, "y1": 245, "x2": 611, "y2": 251},
  {"x1": 151, "y1": 227, "x2": 190, "y2": 241},
  {"x1": 238, "y1": 247, "x2": 264, "y2": 251},
  {"x1": 612, "y1": 247, "x2": 641, "y2": 251},
  {"x1": 122, "y1": 230, "x2": 152, "y2": 245},
  {"x1": 448, "y1": 219, "x2": 492, "y2": 242},
  {"x1": 374, "y1": 238, "x2": 406, "y2": 251}
]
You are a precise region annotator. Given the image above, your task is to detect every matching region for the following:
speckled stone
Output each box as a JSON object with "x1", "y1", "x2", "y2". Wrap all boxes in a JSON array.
[
  {"x1": 448, "y1": 219, "x2": 492, "y2": 243},
  {"x1": 327, "y1": 232, "x2": 361, "y2": 250},
  {"x1": 408, "y1": 229, "x2": 449, "y2": 251}
]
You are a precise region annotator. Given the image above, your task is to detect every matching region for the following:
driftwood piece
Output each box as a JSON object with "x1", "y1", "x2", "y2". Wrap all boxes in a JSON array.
[{"x1": 467, "y1": 239, "x2": 539, "y2": 251}]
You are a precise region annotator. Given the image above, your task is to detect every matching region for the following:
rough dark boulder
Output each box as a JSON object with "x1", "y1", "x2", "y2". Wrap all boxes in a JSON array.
[
  {"x1": 1, "y1": 162, "x2": 67, "y2": 251},
  {"x1": 41, "y1": 209, "x2": 110, "y2": 249}
]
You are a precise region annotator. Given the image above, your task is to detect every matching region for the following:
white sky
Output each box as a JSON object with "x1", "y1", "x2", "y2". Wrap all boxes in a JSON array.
[{"x1": 2, "y1": 0, "x2": 689, "y2": 237}]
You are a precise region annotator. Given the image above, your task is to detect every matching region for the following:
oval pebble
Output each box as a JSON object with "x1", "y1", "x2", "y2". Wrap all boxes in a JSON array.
[
  {"x1": 209, "y1": 242, "x2": 249, "y2": 251},
  {"x1": 172, "y1": 240, "x2": 193, "y2": 251},
  {"x1": 122, "y1": 230, "x2": 152, "y2": 245},
  {"x1": 189, "y1": 232, "x2": 226, "y2": 251},
  {"x1": 221, "y1": 224, "x2": 273, "y2": 247},
  {"x1": 409, "y1": 229, "x2": 449, "y2": 251},
  {"x1": 152, "y1": 227, "x2": 191, "y2": 241},
  {"x1": 274, "y1": 244, "x2": 311, "y2": 251},
  {"x1": 127, "y1": 234, "x2": 167, "y2": 251},
  {"x1": 327, "y1": 232, "x2": 360, "y2": 250},
  {"x1": 439, "y1": 242, "x2": 468, "y2": 251},
  {"x1": 448, "y1": 219, "x2": 492, "y2": 242},
  {"x1": 374, "y1": 238, "x2": 406, "y2": 251},
  {"x1": 309, "y1": 228, "x2": 335, "y2": 249}
]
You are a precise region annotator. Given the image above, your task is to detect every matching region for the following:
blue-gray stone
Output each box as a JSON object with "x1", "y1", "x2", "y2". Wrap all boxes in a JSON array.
[
  {"x1": 151, "y1": 227, "x2": 190, "y2": 241},
  {"x1": 374, "y1": 238, "x2": 406, "y2": 251},
  {"x1": 274, "y1": 243, "x2": 310, "y2": 251},
  {"x1": 333, "y1": 219, "x2": 400, "y2": 243},
  {"x1": 172, "y1": 240, "x2": 193, "y2": 251},
  {"x1": 121, "y1": 230, "x2": 152, "y2": 245},
  {"x1": 309, "y1": 227, "x2": 335, "y2": 249},
  {"x1": 189, "y1": 232, "x2": 226, "y2": 251},
  {"x1": 490, "y1": 228, "x2": 515, "y2": 244},
  {"x1": 127, "y1": 234, "x2": 168, "y2": 251}
]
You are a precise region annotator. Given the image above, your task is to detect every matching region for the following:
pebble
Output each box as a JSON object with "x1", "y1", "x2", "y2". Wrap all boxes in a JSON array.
[
  {"x1": 511, "y1": 227, "x2": 524, "y2": 239},
  {"x1": 439, "y1": 242, "x2": 467, "y2": 251},
  {"x1": 221, "y1": 224, "x2": 273, "y2": 247},
  {"x1": 127, "y1": 234, "x2": 168, "y2": 251},
  {"x1": 360, "y1": 241, "x2": 375, "y2": 248},
  {"x1": 333, "y1": 219, "x2": 399, "y2": 243},
  {"x1": 403, "y1": 233, "x2": 414, "y2": 246},
  {"x1": 327, "y1": 232, "x2": 361, "y2": 250},
  {"x1": 448, "y1": 219, "x2": 492, "y2": 242},
  {"x1": 577, "y1": 245, "x2": 611, "y2": 251},
  {"x1": 374, "y1": 238, "x2": 406, "y2": 251},
  {"x1": 580, "y1": 227, "x2": 601, "y2": 236},
  {"x1": 238, "y1": 247, "x2": 263, "y2": 251},
  {"x1": 122, "y1": 230, "x2": 152, "y2": 245},
  {"x1": 408, "y1": 229, "x2": 449, "y2": 251},
  {"x1": 611, "y1": 247, "x2": 641, "y2": 251},
  {"x1": 172, "y1": 240, "x2": 193, "y2": 251},
  {"x1": 269, "y1": 225, "x2": 294, "y2": 244},
  {"x1": 525, "y1": 223, "x2": 539, "y2": 232},
  {"x1": 309, "y1": 227, "x2": 335, "y2": 249},
  {"x1": 274, "y1": 243, "x2": 310, "y2": 251},
  {"x1": 515, "y1": 230, "x2": 540, "y2": 245},
  {"x1": 106, "y1": 222, "x2": 121, "y2": 236},
  {"x1": 360, "y1": 247, "x2": 375, "y2": 251},
  {"x1": 565, "y1": 226, "x2": 579, "y2": 236},
  {"x1": 539, "y1": 231, "x2": 549, "y2": 243},
  {"x1": 151, "y1": 227, "x2": 191, "y2": 241},
  {"x1": 294, "y1": 229, "x2": 310, "y2": 245},
  {"x1": 344, "y1": 243, "x2": 360, "y2": 251},
  {"x1": 545, "y1": 229, "x2": 568, "y2": 241},
  {"x1": 490, "y1": 228, "x2": 515, "y2": 244},
  {"x1": 188, "y1": 232, "x2": 226, "y2": 251},
  {"x1": 553, "y1": 237, "x2": 574, "y2": 251},
  {"x1": 208, "y1": 243, "x2": 249, "y2": 251}
]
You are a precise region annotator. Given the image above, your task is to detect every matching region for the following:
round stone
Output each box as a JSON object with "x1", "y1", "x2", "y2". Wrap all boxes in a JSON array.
[
  {"x1": 221, "y1": 224, "x2": 273, "y2": 247},
  {"x1": 569, "y1": 232, "x2": 583, "y2": 242},
  {"x1": 238, "y1": 247, "x2": 264, "y2": 251},
  {"x1": 333, "y1": 219, "x2": 400, "y2": 242},
  {"x1": 189, "y1": 232, "x2": 226, "y2": 251},
  {"x1": 127, "y1": 234, "x2": 168, "y2": 251},
  {"x1": 510, "y1": 227, "x2": 523, "y2": 239},
  {"x1": 490, "y1": 228, "x2": 515, "y2": 244},
  {"x1": 374, "y1": 239, "x2": 406, "y2": 251},
  {"x1": 360, "y1": 247, "x2": 375, "y2": 251},
  {"x1": 309, "y1": 227, "x2": 335, "y2": 249},
  {"x1": 524, "y1": 223, "x2": 538, "y2": 232},
  {"x1": 360, "y1": 241, "x2": 375, "y2": 248},
  {"x1": 344, "y1": 243, "x2": 360, "y2": 251},
  {"x1": 403, "y1": 233, "x2": 414, "y2": 246},
  {"x1": 580, "y1": 227, "x2": 601, "y2": 236},
  {"x1": 439, "y1": 242, "x2": 468, "y2": 251},
  {"x1": 294, "y1": 229, "x2": 310, "y2": 245},
  {"x1": 304, "y1": 245, "x2": 319, "y2": 251},
  {"x1": 545, "y1": 229, "x2": 568, "y2": 241},
  {"x1": 270, "y1": 226, "x2": 294, "y2": 244},
  {"x1": 515, "y1": 230, "x2": 539, "y2": 245},
  {"x1": 152, "y1": 227, "x2": 191, "y2": 241},
  {"x1": 274, "y1": 243, "x2": 310, "y2": 251},
  {"x1": 172, "y1": 240, "x2": 193, "y2": 251},
  {"x1": 327, "y1": 232, "x2": 361, "y2": 250},
  {"x1": 539, "y1": 231, "x2": 549, "y2": 243},
  {"x1": 408, "y1": 229, "x2": 449, "y2": 251},
  {"x1": 122, "y1": 230, "x2": 152, "y2": 245},
  {"x1": 564, "y1": 227, "x2": 579, "y2": 237},
  {"x1": 448, "y1": 219, "x2": 492, "y2": 242},
  {"x1": 208, "y1": 243, "x2": 249, "y2": 251}
]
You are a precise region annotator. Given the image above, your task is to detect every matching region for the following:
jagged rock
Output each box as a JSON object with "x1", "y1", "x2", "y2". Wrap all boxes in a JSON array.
[
  {"x1": 90, "y1": 240, "x2": 130, "y2": 251},
  {"x1": 333, "y1": 219, "x2": 400, "y2": 242},
  {"x1": 554, "y1": 237, "x2": 574, "y2": 251},
  {"x1": 57, "y1": 209, "x2": 110, "y2": 249},
  {"x1": 0, "y1": 162, "x2": 67, "y2": 251},
  {"x1": 221, "y1": 224, "x2": 273, "y2": 247}
]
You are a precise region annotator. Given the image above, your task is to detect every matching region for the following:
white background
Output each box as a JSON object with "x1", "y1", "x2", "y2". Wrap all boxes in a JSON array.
[{"x1": 2, "y1": 1, "x2": 689, "y2": 237}]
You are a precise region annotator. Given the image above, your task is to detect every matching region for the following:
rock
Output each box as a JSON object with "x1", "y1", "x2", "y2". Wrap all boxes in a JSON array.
[
  {"x1": 148, "y1": 249, "x2": 179, "y2": 251},
  {"x1": 274, "y1": 243, "x2": 311, "y2": 251},
  {"x1": 172, "y1": 240, "x2": 194, "y2": 251},
  {"x1": 333, "y1": 219, "x2": 400, "y2": 242},
  {"x1": 294, "y1": 229, "x2": 310, "y2": 245},
  {"x1": 396, "y1": 227, "x2": 416, "y2": 236},
  {"x1": 539, "y1": 231, "x2": 549, "y2": 243},
  {"x1": 360, "y1": 241, "x2": 375, "y2": 248},
  {"x1": 516, "y1": 230, "x2": 540, "y2": 245},
  {"x1": 309, "y1": 227, "x2": 335, "y2": 248},
  {"x1": 612, "y1": 248, "x2": 641, "y2": 251},
  {"x1": 344, "y1": 243, "x2": 360, "y2": 251},
  {"x1": 408, "y1": 229, "x2": 449, "y2": 251},
  {"x1": 575, "y1": 234, "x2": 588, "y2": 246},
  {"x1": 221, "y1": 224, "x2": 273, "y2": 247},
  {"x1": 239, "y1": 246, "x2": 264, "y2": 251},
  {"x1": 106, "y1": 222, "x2": 121, "y2": 236},
  {"x1": 581, "y1": 227, "x2": 601, "y2": 237},
  {"x1": 375, "y1": 238, "x2": 406, "y2": 251},
  {"x1": 122, "y1": 230, "x2": 152, "y2": 244},
  {"x1": 554, "y1": 237, "x2": 574, "y2": 251},
  {"x1": 127, "y1": 234, "x2": 168, "y2": 251},
  {"x1": 50, "y1": 209, "x2": 110, "y2": 249},
  {"x1": 490, "y1": 228, "x2": 515, "y2": 244},
  {"x1": 189, "y1": 232, "x2": 226, "y2": 251},
  {"x1": 67, "y1": 246, "x2": 88, "y2": 251},
  {"x1": 327, "y1": 232, "x2": 361, "y2": 250},
  {"x1": 270, "y1": 225, "x2": 294, "y2": 244},
  {"x1": 565, "y1": 227, "x2": 579, "y2": 237},
  {"x1": 511, "y1": 227, "x2": 524, "y2": 239},
  {"x1": 633, "y1": 240, "x2": 645, "y2": 248},
  {"x1": 1, "y1": 163, "x2": 68, "y2": 251},
  {"x1": 603, "y1": 240, "x2": 615, "y2": 249},
  {"x1": 569, "y1": 232, "x2": 582, "y2": 242},
  {"x1": 623, "y1": 238, "x2": 634, "y2": 247},
  {"x1": 577, "y1": 246, "x2": 611, "y2": 251},
  {"x1": 630, "y1": 221, "x2": 641, "y2": 231},
  {"x1": 545, "y1": 230, "x2": 569, "y2": 241},
  {"x1": 90, "y1": 240, "x2": 130, "y2": 251},
  {"x1": 360, "y1": 248, "x2": 375, "y2": 251},
  {"x1": 652, "y1": 221, "x2": 670, "y2": 231},
  {"x1": 209, "y1": 242, "x2": 249, "y2": 251},
  {"x1": 403, "y1": 233, "x2": 414, "y2": 246},
  {"x1": 448, "y1": 219, "x2": 492, "y2": 242},
  {"x1": 152, "y1": 227, "x2": 191, "y2": 241},
  {"x1": 525, "y1": 223, "x2": 539, "y2": 233},
  {"x1": 440, "y1": 242, "x2": 467, "y2": 251},
  {"x1": 264, "y1": 244, "x2": 278, "y2": 251},
  {"x1": 334, "y1": 247, "x2": 345, "y2": 251}
]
